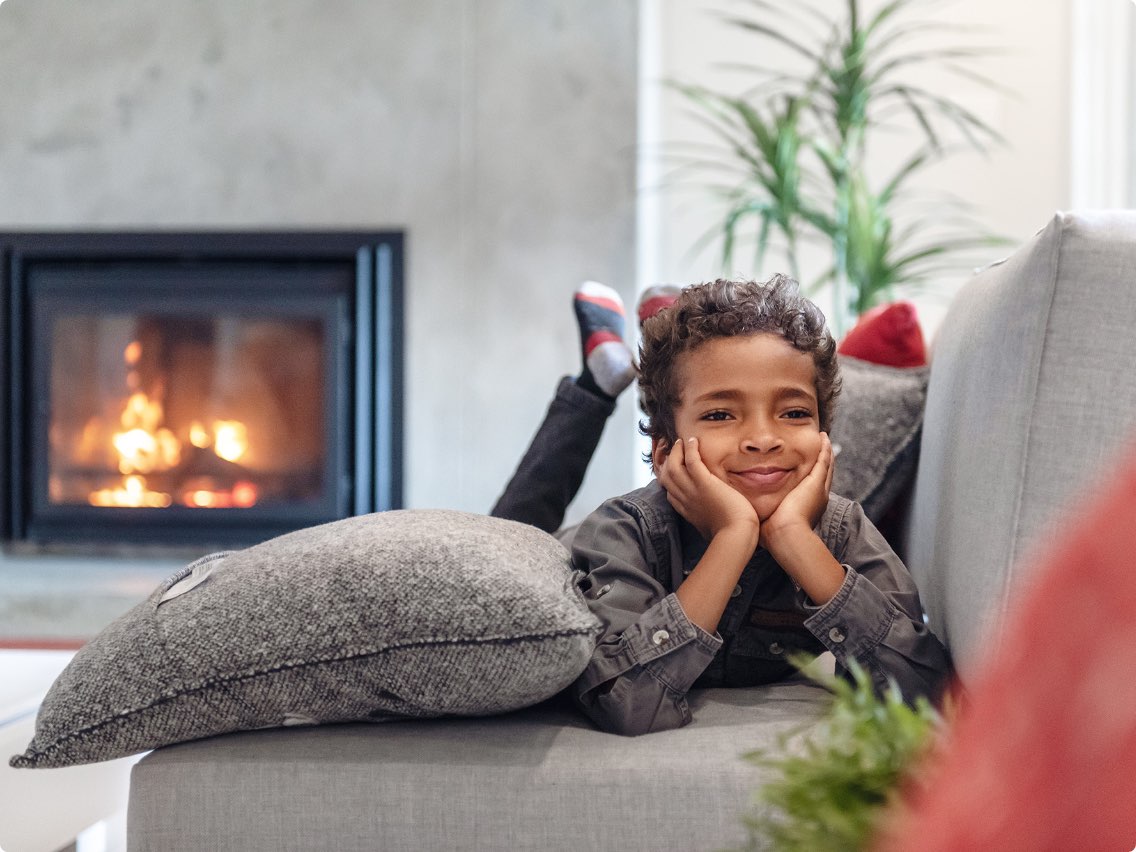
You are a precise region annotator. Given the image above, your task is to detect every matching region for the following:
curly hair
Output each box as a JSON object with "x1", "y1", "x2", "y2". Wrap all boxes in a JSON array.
[{"x1": 637, "y1": 275, "x2": 841, "y2": 455}]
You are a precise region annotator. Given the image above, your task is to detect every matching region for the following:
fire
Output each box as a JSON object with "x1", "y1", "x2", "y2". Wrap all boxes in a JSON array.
[
  {"x1": 189, "y1": 420, "x2": 210, "y2": 449},
  {"x1": 189, "y1": 419, "x2": 248, "y2": 463},
  {"x1": 212, "y1": 420, "x2": 248, "y2": 463},
  {"x1": 89, "y1": 474, "x2": 172, "y2": 508},
  {"x1": 124, "y1": 340, "x2": 142, "y2": 366},
  {"x1": 84, "y1": 340, "x2": 259, "y2": 509},
  {"x1": 183, "y1": 480, "x2": 259, "y2": 509},
  {"x1": 113, "y1": 392, "x2": 182, "y2": 474}
]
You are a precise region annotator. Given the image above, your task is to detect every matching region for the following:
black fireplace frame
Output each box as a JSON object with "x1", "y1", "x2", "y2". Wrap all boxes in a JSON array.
[{"x1": 1, "y1": 230, "x2": 404, "y2": 550}]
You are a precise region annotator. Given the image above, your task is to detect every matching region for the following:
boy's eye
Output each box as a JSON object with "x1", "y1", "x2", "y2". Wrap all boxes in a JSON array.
[
  {"x1": 783, "y1": 409, "x2": 814, "y2": 420},
  {"x1": 701, "y1": 410, "x2": 731, "y2": 422}
]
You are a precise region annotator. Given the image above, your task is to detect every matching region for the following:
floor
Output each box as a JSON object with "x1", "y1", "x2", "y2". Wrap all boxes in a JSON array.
[
  {"x1": 0, "y1": 556, "x2": 178, "y2": 852},
  {"x1": 1, "y1": 650, "x2": 142, "y2": 852},
  {"x1": 0, "y1": 555, "x2": 178, "y2": 648}
]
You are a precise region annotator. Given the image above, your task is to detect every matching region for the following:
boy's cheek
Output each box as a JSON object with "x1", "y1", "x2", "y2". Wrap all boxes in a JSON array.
[{"x1": 802, "y1": 431, "x2": 824, "y2": 466}]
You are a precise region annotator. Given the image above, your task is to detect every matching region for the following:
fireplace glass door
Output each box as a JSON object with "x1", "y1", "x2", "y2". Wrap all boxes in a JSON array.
[
  {"x1": 25, "y1": 262, "x2": 353, "y2": 547},
  {"x1": 47, "y1": 311, "x2": 329, "y2": 514},
  {"x1": 2, "y1": 231, "x2": 403, "y2": 550}
]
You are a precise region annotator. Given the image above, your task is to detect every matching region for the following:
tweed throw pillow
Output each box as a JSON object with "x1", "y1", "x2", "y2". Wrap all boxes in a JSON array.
[
  {"x1": 829, "y1": 355, "x2": 929, "y2": 524},
  {"x1": 11, "y1": 510, "x2": 601, "y2": 769}
]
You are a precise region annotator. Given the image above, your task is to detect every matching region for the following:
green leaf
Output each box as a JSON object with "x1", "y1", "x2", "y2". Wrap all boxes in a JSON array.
[
  {"x1": 718, "y1": 14, "x2": 826, "y2": 66},
  {"x1": 739, "y1": 659, "x2": 941, "y2": 852}
]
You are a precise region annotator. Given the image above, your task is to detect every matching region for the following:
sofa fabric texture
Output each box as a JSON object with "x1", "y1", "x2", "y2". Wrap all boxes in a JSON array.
[
  {"x1": 906, "y1": 210, "x2": 1136, "y2": 675},
  {"x1": 829, "y1": 355, "x2": 929, "y2": 525},
  {"x1": 127, "y1": 681, "x2": 832, "y2": 852},
  {"x1": 881, "y1": 437, "x2": 1136, "y2": 851},
  {"x1": 11, "y1": 509, "x2": 600, "y2": 769}
]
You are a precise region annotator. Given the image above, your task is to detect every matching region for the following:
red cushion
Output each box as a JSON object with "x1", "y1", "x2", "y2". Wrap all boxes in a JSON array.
[
  {"x1": 877, "y1": 442, "x2": 1136, "y2": 851},
  {"x1": 838, "y1": 301, "x2": 927, "y2": 368}
]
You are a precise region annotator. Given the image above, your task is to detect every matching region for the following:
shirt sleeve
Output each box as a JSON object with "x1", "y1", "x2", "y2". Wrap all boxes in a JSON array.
[
  {"x1": 803, "y1": 500, "x2": 953, "y2": 702},
  {"x1": 567, "y1": 497, "x2": 722, "y2": 736}
]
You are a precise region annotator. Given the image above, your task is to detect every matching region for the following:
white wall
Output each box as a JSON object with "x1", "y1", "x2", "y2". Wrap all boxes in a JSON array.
[{"x1": 641, "y1": 0, "x2": 1073, "y2": 342}]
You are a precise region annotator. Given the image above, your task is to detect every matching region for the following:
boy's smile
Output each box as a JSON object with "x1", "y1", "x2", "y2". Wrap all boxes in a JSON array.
[{"x1": 665, "y1": 333, "x2": 823, "y2": 521}]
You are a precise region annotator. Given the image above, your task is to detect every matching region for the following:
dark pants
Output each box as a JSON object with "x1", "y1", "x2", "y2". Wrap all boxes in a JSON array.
[{"x1": 490, "y1": 377, "x2": 615, "y2": 535}]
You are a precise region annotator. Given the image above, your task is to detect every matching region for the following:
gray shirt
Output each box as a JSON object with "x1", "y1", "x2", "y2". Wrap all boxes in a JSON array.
[{"x1": 564, "y1": 481, "x2": 951, "y2": 736}]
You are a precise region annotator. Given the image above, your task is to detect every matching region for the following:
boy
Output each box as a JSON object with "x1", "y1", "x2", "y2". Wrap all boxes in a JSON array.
[{"x1": 496, "y1": 275, "x2": 951, "y2": 736}]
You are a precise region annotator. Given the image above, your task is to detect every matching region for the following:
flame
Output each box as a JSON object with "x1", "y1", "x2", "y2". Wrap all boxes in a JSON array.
[
  {"x1": 188, "y1": 419, "x2": 248, "y2": 462},
  {"x1": 112, "y1": 390, "x2": 181, "y2": 475},
  {"x1": 84, "y1": 339, "x2": 258, "y2": 510},
  {"x1": 188, "y1": 489, "x2": 220, "y2": 508},
  {"x1": 181, "y1": 480, "x2": 259, "y2": 509},
  {"x1": 89, "y1": 474, "x2": 173, "y2": 508},
  {"x1": 212, "y1": 420, "x2": 248, "y2": 463},
  {"x1": 231, "y1": 481, "x2": 258, "y2": 507},
  {"x1": 124, "y1": 340, "x2": 142, "y2": 366},
  {"x1": 189, "y1": 420, "x2": 211, "y2": 449}
]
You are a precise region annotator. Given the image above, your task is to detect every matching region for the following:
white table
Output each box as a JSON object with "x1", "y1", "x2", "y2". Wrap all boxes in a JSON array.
[{"x1": 0, "y1": 651, "x2": 140, "y2": 852}]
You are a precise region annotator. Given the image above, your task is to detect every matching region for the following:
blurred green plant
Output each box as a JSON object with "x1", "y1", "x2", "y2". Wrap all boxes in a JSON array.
[
  {"x1": 739, "y1": 660, "x2": 943, "y2": 852},
  {"x1": 671, "y1": 0, "x2": 1007, "y2": 334}
]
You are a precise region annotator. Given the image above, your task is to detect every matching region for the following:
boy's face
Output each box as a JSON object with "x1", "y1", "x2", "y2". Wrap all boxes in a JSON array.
[{"x1": 660, "y1": 332, "x2": 824, "y2": 521}]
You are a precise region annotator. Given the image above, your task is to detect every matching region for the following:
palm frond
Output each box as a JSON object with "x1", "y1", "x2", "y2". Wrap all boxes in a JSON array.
[
  {"x1": 716, "y1": 14, "x2": 826, "y2": 66},
  {"x1": 668, "y1": 0, "x2": 1007, "y2": 326}
]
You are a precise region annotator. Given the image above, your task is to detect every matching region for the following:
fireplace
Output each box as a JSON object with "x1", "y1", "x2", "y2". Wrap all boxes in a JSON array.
[{"x1": 2, "y1": 231, "x2": 403, "y2": 550}]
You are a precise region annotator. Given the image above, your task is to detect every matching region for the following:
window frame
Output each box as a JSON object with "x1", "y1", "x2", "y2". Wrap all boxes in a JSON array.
[{"x1": 1069, "y1": 0, "x2": 1136, "y2": 208}]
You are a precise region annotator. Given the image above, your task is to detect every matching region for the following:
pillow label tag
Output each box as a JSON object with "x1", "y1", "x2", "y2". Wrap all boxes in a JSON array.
[
  {"x1": 158, "y1": 552, "x2": 231, "y2": 604},
  {"x1": 282, "y1": 712, "x2": 320, "y2": 727}
]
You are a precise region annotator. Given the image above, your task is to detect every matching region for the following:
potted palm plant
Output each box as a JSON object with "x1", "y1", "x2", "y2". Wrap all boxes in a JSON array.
[
  {"x1": 671, "y1": 0, "x2": 1006, "y2": 335},
  {"x1": 739, "y1": 662, "x2": 946, "y2": 852}
]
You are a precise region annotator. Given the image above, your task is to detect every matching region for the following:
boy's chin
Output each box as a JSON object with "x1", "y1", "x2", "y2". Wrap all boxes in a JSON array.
[{"x1": 750, "y1": 496, "x2": 784, "y2": 523}]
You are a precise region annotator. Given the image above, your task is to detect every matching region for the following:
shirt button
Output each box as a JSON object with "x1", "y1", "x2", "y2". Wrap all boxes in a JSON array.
[
  {"x1": 828, "y1": 627, "x2": 846, "y2": 644},
  {"x1": 595, "y1": 583, "x2": 612, "y2": 598},
  {"x1": 651, "y1": 629, "x2": 671, "y2": 646},
  {"x1": 730, "y1": 584, "x2": 742, "y2": 598},
  {"x1": 769, "y1": 641, "x2": 784, "y2": 655}
]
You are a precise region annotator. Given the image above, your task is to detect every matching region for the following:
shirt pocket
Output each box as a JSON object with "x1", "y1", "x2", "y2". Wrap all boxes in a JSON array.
[{"x1": 723, "y1": 609, "x2": 825, "y2": 687}]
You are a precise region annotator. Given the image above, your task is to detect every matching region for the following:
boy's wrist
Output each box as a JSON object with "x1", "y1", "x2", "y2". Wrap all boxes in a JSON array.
[
  {"x1": 711, "y1": 516, "x2": 760, "y2": 550},
  {"x1": 678, "y1": 520, "x2": 760, "y2": 633},
  {"x1": 759, "y1": 517, "x2": 814, "y2": 555},
  {"x1": 761, "y1": 523, "x2": 844, "y2": 606}
]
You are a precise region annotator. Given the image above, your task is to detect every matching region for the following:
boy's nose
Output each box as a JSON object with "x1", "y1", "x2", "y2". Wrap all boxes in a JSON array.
[{"x1": 741, "y1": 424, "x2": 782, "y2": 453}]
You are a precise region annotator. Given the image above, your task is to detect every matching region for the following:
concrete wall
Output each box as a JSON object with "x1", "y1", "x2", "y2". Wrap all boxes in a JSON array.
[{"x1": 0, "y1": 0, "x2": 640, "y2": 564}]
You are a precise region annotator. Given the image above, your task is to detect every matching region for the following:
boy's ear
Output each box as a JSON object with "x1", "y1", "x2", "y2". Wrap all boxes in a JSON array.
[{"x1": 650, "y1": 437, "x2": 670, "y2": 470}]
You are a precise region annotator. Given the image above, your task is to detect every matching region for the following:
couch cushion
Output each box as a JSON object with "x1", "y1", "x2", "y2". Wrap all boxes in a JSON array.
[
  {"x1": 880, "y1": 439, "x2": 1136, "y2": 851},
  {"x1": 905, "y1": 211, "x2": 1136, "y2": 677},
  {"x1": 829, "y1": 355, "x2": 929, "y2": 526},
  {"x1": 10, "y1": 509, "x2": 600, "y2": 769},
  {"x1": 125, "y1": 682, "x2": 832, "y2": 852}
]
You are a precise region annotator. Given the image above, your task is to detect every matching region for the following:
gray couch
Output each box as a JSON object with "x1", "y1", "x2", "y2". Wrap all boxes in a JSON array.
[{"x1": 125, "y1": 211, "x2": 1136, "y2": 851}]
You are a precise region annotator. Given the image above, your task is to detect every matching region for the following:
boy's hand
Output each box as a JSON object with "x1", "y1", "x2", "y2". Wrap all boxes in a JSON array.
[
  {"x1": 758, "y1": 434, "x2": 844, "y2": 606},
  {"x1": 656, "y1": 437, "x2": 759, "y2": 542},
  {"x1": 760, "y1": 432, "x2": 834, "y2": 549}
]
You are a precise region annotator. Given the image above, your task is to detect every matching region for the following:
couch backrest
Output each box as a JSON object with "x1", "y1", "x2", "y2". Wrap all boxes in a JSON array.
[{"x1": 904, "y1": 210, "x2": 1136, "y2": 679}]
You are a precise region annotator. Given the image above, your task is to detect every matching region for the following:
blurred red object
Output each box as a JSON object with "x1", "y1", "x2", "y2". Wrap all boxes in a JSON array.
[
  {"x1": 838, "y1": 301, "x2": 927, "y2": 368},
  {"x1": 875, "y1": 444, "x2": 1136, "y2": 851}
]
